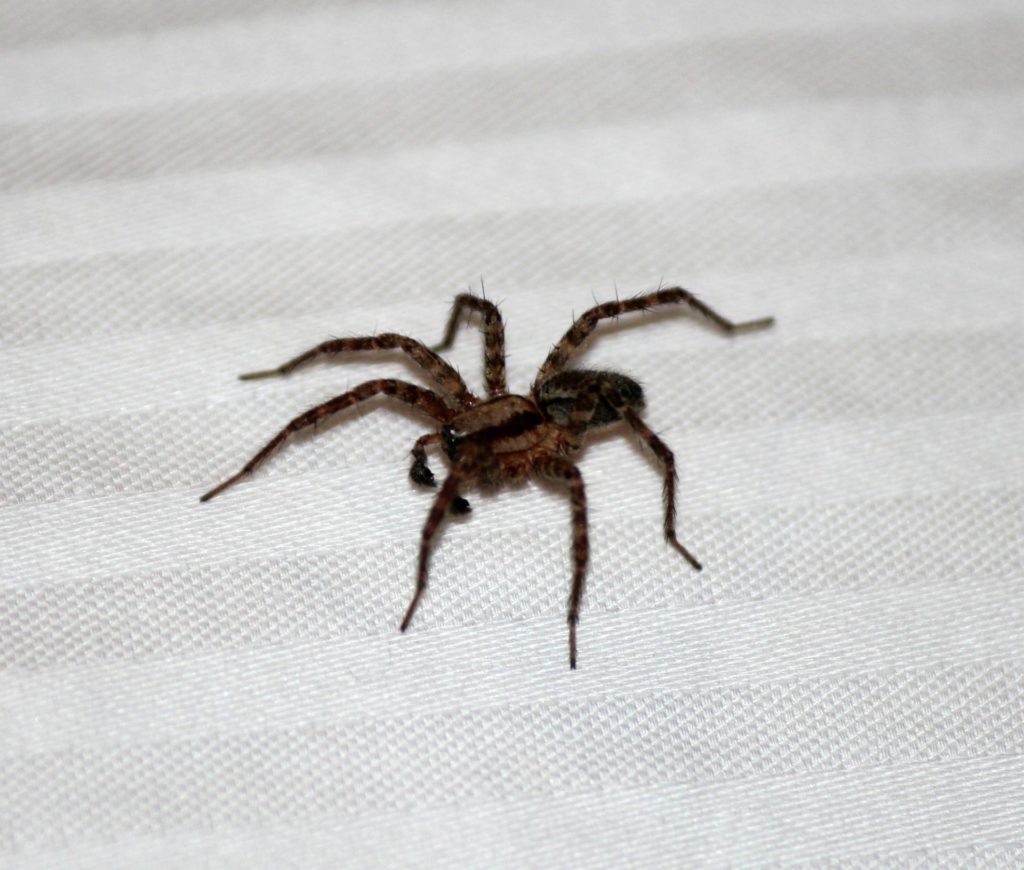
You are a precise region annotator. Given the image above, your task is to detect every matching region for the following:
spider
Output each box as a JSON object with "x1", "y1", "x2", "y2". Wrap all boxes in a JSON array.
[{"x1": 201, "y1": 288, "x2": 773, "y2": 668}]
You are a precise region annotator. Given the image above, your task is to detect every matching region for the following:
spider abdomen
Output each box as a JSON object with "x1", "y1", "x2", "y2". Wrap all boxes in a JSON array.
[{"x1": 535, "y1": 369, "x2": 645, "y2": 428}]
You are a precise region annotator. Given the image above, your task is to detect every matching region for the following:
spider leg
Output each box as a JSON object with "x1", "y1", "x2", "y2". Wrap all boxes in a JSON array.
[
  {"x1": 200, "y1": 379, "x2": 452, "y2": 502},
  {"x1": 562, "y1": 377, "x2": 701, "y2": 571},
  {"x1": 431, "y1": 293, "x2": 508, "y2": 396},
  {"x1": 536, "y1": 455, "x2": 588, "y2": 670},
  {"x1": 239, "y1": 333, "x2": 478, "y2": 409},
  {"x1": 622, "y1": 409, "x2": 702, "y2": 571},
  {"x1": 409, "y1": 432, "x2": 471, "y2": 513},
  {"x1": 401, "y1": 470, "x2": 464, "y2": 632},
  {"x1": 535, "y1": 287, "x2": 774, "y2": 386}
]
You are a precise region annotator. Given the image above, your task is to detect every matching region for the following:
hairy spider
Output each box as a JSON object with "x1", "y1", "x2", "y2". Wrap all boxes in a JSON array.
[{"x1": 201, "y1": 288, "x2": 773, "y2": 668}]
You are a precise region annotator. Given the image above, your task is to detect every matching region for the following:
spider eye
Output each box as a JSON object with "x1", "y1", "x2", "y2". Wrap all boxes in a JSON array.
[{"x1": 441, "y1": 424, "x2": 464, "y2": 457}]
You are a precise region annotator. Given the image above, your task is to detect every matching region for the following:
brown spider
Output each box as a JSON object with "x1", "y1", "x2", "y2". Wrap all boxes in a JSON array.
[{"x1": 201, "y1": 288, "x2": 773, "y2": 668}]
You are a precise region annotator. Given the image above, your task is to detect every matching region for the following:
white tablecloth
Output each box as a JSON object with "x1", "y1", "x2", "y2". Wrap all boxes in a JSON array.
[{"x1": 2, "y1": 1, "x2": 1023, "y2": 866}]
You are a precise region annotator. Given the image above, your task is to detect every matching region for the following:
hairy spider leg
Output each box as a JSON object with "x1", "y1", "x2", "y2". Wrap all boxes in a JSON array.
[
  {"x1": 409, "y1": 431, "x2": 471, "y2": 514},
  {"x1": 431, "y1": 293, "x2": 508, "y2": 397},
  {"x1": 535, "y1": 455, "x2": 588, "y2": 670},
  {"x1": 546, "y1": 374, "x2": 700, "y2": 667},
  {"x1": 569, "y1": 376, "x2": 702, "y2": 570},
  {"x1": 401, "y1": 470, "x2": 464, "y2": 632},
  {"x1": 238, "y1": 333, "x2": 478, "y2": 409},
  {"x1": 622, "y1": 409, "x2": 702, "y2": 571},
  {"x1": 535, "y1": 287, "x2": 775, "y2": 386},
  {"x1": 200, "y1": 379, "x2": 453, "y2": 502}
]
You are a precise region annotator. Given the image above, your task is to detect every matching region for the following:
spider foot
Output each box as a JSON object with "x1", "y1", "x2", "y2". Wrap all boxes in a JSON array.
[
  {"x1": 400, "y1": 588, "x2": 424, "y2": 633},
  {"x1": 238, "y1": 367, "x2": 288, "y2": 381},
  {"x1": 199, "y1": 470, "x2": 249, "y2": 502},
  {"x1": 731, "y1": 315, "x2": 775, "y2": 334},
  {"x1": 669, "y1": 537, "x2": 702, "y2": 571},
  {"x1": 450, "y1": 495, "x2": 472, "y2": 514}
]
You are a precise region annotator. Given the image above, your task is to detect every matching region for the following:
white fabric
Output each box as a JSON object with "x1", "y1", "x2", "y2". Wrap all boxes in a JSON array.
[{"x1": 2, "y1": 1, "x2": 1023, "y2": 867}]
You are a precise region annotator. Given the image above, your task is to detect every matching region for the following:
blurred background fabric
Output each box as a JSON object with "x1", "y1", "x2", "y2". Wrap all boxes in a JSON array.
[{"x1": 2, "y1": 1, "x2": 1023, "y2": 867}]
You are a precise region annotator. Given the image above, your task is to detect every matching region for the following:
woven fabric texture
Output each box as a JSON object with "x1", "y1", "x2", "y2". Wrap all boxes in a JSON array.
[{"x1": 2, "y1": 1, "x2": 1023, "y2": 867}]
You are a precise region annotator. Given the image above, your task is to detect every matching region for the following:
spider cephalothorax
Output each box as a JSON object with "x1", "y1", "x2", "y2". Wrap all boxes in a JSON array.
[{"x1": 202, "y1": 288, "x2": 773, "y2": 667}]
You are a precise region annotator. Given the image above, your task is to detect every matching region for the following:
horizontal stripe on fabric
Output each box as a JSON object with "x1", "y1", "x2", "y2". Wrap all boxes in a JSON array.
[
  {"x1": 2, "y1": 486, "x2": 1018, "y2": 669},
  {"x1": 0, "y1": 326, "x2": 1019, "y2": 504},
  {"x1": 1, "y1": 408, "x2": 1020, "y2": 583},
  {"x1": 3, "y1": 2, "x2": 1018, "y2": 112}
]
